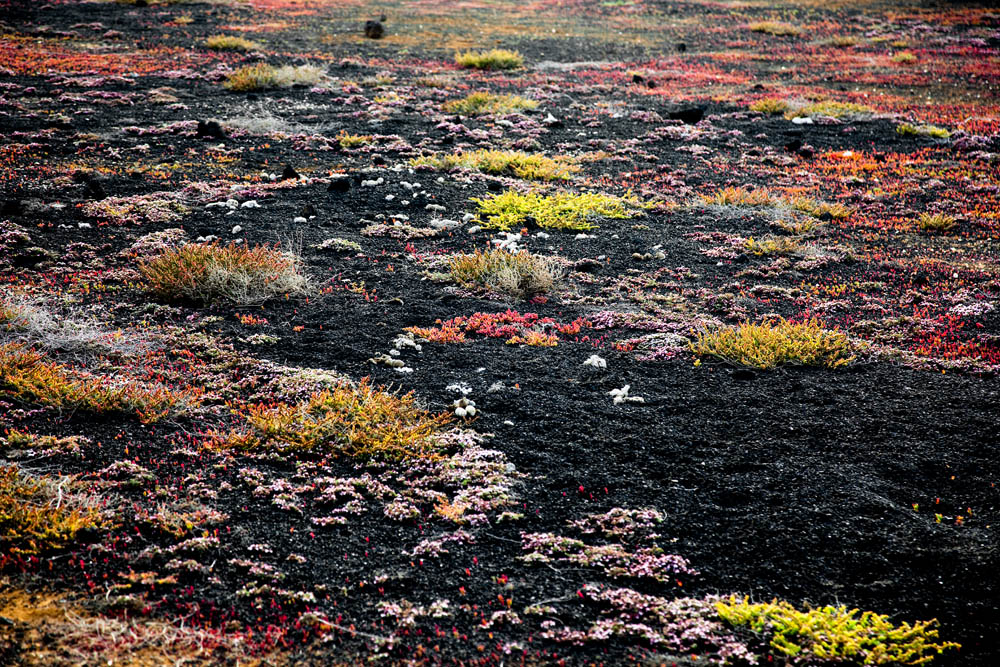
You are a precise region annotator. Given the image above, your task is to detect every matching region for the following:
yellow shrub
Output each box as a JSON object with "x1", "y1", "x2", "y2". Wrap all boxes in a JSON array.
[
  {"x1": 749, "y1": 22, "x2": 800, "y2": 36},
  {"x1": 223, "y1": 63, "x2": 277, "y2": 91},
  {"x1": 411, "y1": 150, "x2": 578, "y2": 181},
  {"x1": 690, "y1": 319, "x2": 854, "y2": 369},
  {"x1": 473, "y1": 189, "x2": 642, "y2": 231},
  {"x1": 455, "y1": 49, "x2": 523, "y2": 70},
  {"x1": 205, "y1": 35, "x2": 259, "y2": 51},
  {"x1": 443, "y1": 92, "x2": 538, "y2": 115},
  {"x1": 716, "y1": 596, "x2": 960, "y2": 665},
  {"x1": 749, "y1": 98, "x2": 790, "y2": 115}
]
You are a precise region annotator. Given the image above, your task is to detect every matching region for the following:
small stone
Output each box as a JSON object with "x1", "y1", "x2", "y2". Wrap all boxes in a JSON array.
[
  {"x1": 196, "y1": 120, "x2": 226, "y2": 140},
  {"x1": 364, "y1": 20, "x2": 384, "y2": 39},
  {"x1": 231, "y1": 225, "x2": 243, "y2": 234},
  {"x1": 328, "y1": 176, "x2": 352, "y2": 193},
  {"x1": 669, "y1": 107, "x2": 704, "y2": 125}
]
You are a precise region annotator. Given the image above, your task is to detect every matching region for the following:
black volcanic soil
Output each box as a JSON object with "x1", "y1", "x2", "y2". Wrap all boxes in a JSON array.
[{"x1": 1, "y1": 1, "x2": 998, "y2": 665}]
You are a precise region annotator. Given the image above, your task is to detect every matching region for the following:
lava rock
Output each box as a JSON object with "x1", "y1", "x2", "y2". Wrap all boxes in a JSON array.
[
  {"x1": 573, "y1": 259, "x2": 603, "y2": 273},
  {"x1": 327, "y1": 176, "x2": 352, "y2": 193},
  {"x1": 364, "y1": 20, "x2": 384, "y2": 39},
  {"x1": 83, "y1": 179, "x2": 106, "y2": 200},
  {"x1": 371, "y1": 154, "x2": 386, "y2": 166},
  {"x1": 784, "y1": 139, "x2": 802, "y2": 153},
  {"x1": 196, "y1": 120, "x2": 226, "y2": 140},
  {"x1": 1, "y1": 199, "x2": 22, "y2": 215},
  {"x1": 280, "y1": 164, "x2": 299, "y2": 181},
  {"x1": 300, "y1": 204, "x2": 317, "y2": 218},
  {"x1": 632, "y1": 73, "x2": 644, "y2": 83},
  {"x1": 731, "y1": 368, "x2": 757, "y2": 382},
  {"x1": 676, "y1": 42, "x2": 687, "y2": 53},
  {"x1": 669, "y1": 107, "x2": 704, "y2": 125}
]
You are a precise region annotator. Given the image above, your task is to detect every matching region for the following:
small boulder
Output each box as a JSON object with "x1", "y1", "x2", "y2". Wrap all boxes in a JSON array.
[
  {"x1": 364, "y1": 20, "x2": 384, "y2": 39},
  {"x1": 196, "y1": 120, "x2": 226, "y2": 140},
  {"x1": 327, "y1": 176, "x2": 352, "y2": 193},
  {"x1": 669, "y1": 107, "x2": 704, "y2": 125},
  {"x1": 83, "y1": 179, "x2": 106, "y2": 200}
]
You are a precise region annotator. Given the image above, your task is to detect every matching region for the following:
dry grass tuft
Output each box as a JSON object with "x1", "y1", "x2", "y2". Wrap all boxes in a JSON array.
[
  {"x1": 205, "y1": 35, "x2": 259, "y2": 51},
  {"x1": 749, "y1": 98, "x2": 790, "y2": 115},
  {"x1": 443, "y1": 92, "x2": 537, "y2": 115},
  {"x1": 448, "y1": 248, "x2": 558, "y2": 299},
  {"x1": 139, "y1": 242, "x2": 309, "y2": 306},
  {"x1": 749, "y1": 21, "x2": 800, "y2": 36},
  {"x1": 917, "y1": 212, "x2": 957, "y2": 232},
  {"x1": 0, "y1": 587, "x2": 270, "y2": 666},
  {"x1": 223, "y1": 64, "x2": 325, "y2": 91},
  {"x1": 455, "y1": 49, "x2": 523, "y2": 70}
]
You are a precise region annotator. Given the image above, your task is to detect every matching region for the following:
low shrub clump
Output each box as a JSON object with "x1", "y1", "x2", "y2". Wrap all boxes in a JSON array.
[
  {"x1": 139, "y1": 242, "x2": 309, "y2": 305},
  {"x1": 830, "y1": 35, "x2": 859, "y2": 47},
  {"x1": 223, "y1": 64, "x2": 325, "y2": 91},
  {"x1": 702, "y1": 187, "x2": 850, "y2": 220},
  {"x1": 917, "y1": 212, "x2": 957, "y2": 232},
  {"x1": 744, "y1": 236, "x2": 801, "y2": 256},
  {"x1": 337, "y1": 130, "x2": 373, "y2": 149},
  {"x1": 223, "y1": 63, "x2": 277, "y2": 91},
  {"x1": 748, "y1": 22, "x2": 800, "y2": 36},
  {"x1": 690, "y1": 319, "x2": 854, "y2": 369},
  {"x1": 749, "y1": 98, "x2": 790, "y2": 115},
  {"x1": 0, "y1": 464, "x2": 105, "y2": 561},
  {"x1": 0, "y1": 343, "x2": 194, "y2": 423},
  {"x1": 704, "y1": 186, "x2": 776, "y2": 208},
  {"x1": 218, "y1": 380, "x2": 453, "y2": 460},
  {"x1": 785, "y1": 100, "x2": 874, "y2": 121},
  {"x1": 892, "y1": 51, "x2": 917, "y2": 64},
  {"x1": 443, "y1": 92, "x2": 538, "y2": 115},
  {"x1": 411, "y1": 149, "x2": 578, "y2": 181},
  {"x1": 473, "y1": 190, "x2": 643, "y2": 231},
  {"x1": 448, "y1": 248, "x2": 558, "y2": 299},
  {"x1": 205, "y1": 35, "x2": 259, "y2": 51},
  {"x1": 716, "y1": 596, "x2": 960, "y2": 665},
  {"x1": 455, "y1": 49, "x2": 523, "y2": 70},
  {"x1": 897, "y1": 123, "x2": 950, "y2": 139}
]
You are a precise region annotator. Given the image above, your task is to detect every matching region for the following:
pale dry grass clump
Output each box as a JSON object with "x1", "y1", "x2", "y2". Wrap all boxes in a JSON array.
[
  {"x1": 0, "y1": 587, "x2": 268, "y2": 666},
  {"x1": 0, "y1": 293, "x2": 140, "y2": 357},
  {"x1": 139, "y1": 242, "x2": 310, "y2": 306}
]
